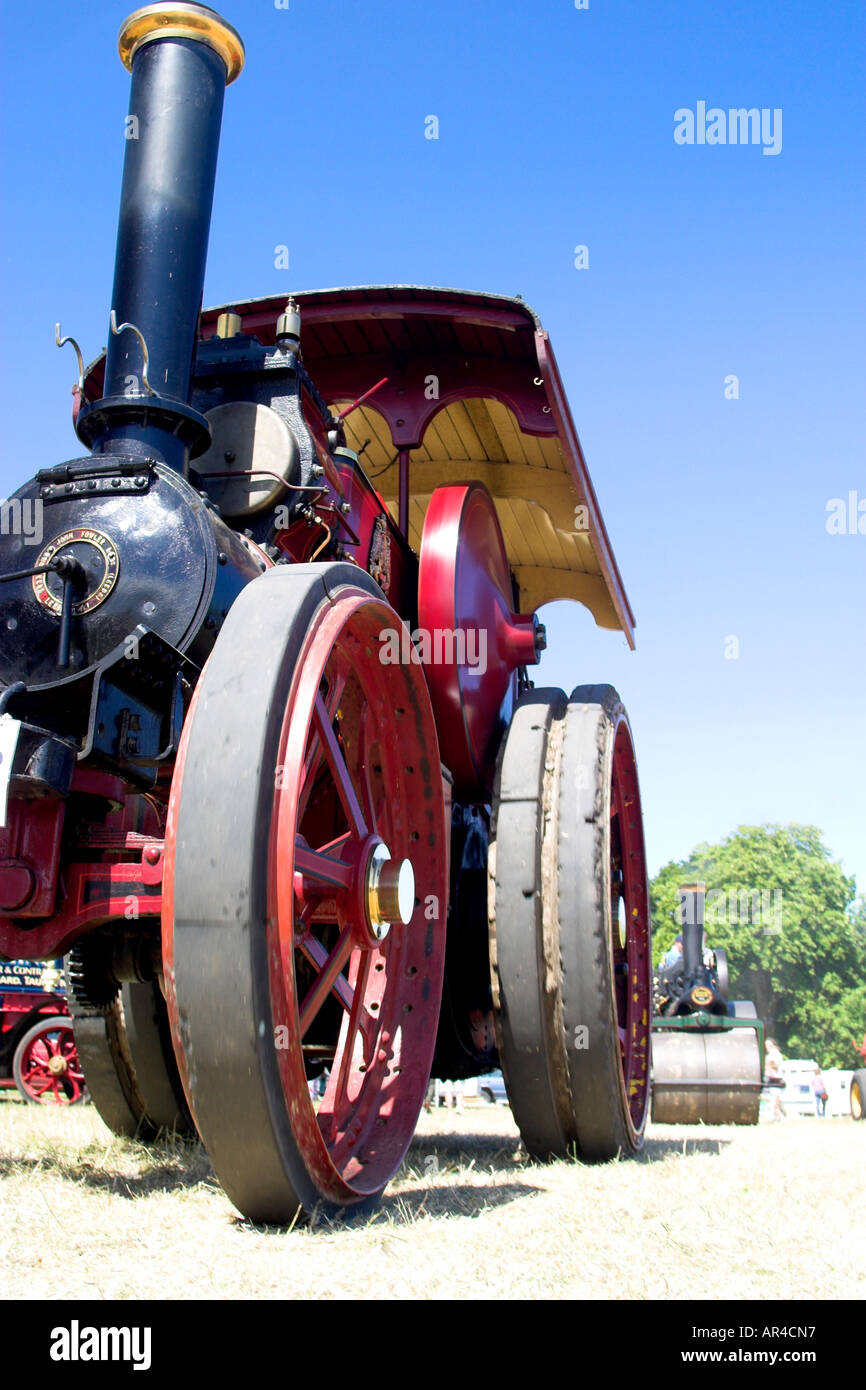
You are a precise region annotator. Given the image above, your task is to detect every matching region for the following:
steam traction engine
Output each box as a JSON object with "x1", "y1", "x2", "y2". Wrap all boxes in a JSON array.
[
  {"x1": 651, "y1": 885, "x2": 763, "y2": 1125},
  {"x1": 0, "y1": 4, "x2": 652, "y2": 1221}
]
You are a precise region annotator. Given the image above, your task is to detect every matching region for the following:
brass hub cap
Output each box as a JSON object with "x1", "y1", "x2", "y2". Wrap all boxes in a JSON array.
[{"x1": 365, "y1": 843, "x2": 415, "y2": 942}]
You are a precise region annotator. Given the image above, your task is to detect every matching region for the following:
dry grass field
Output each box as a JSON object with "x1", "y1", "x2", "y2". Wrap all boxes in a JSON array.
[{"x1": 0, "y1": 1095, "x2": 862, "y2": 1301}]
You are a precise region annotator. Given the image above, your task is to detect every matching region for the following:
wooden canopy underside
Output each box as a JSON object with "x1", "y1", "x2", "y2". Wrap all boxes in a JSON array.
[
  {"x1": 213, "y1": 287, "x2": 637, "y2": 646},
  {"x1": 83, "y1": 285, "x2": 636, "y2": 644},
  {"x1": 335, "y1": 393, "x2": 624, "y2": 635}
]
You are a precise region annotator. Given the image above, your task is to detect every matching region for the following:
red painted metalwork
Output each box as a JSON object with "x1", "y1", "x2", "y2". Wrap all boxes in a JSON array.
[
  {"x1": 397, "y1": 448, "x2": 410, "y2": 538},
  {"x1": 299, "y1": 353, "x2": 552, "y2": 449},
  {"x1": 0, "y1": 857, "x2": 162, "y2": 961},
  {"x1": 0, "y1": 987, "x2": 67, "y2": 1092},
  {"x1": 266, "y1": 588, "x2": 448, "y2": 1199},
  {"x1": 330, "y1": 456, "x2": 415, "y2": 615},
  {"x1": 203, "y1": 287, "x2": 533, "y2": 340},
  {"x1": 0, "y1": 989, "x2": 59, "y2": 1033},
  {"x1": 336, "y1": 376, "x2": 389, "y2": 420},
  {"x1": 610, "y1": 714, "x2": 651, "y2": 1133},
  {"x1": 0, "y1": 799, "x2": 66, "y2": 917},
  {"x1": 159, "y1": 671, "x2": 204, "y2": 1127},
  {"x1": 0, "y1": 959, "x2": 84, "y2": 1105},
  {"x1": 69, "y1": 770, "x2": 129, "y2": 804},
  {"x1": 301, "y1": 386, "x2": 345, "y2": 499},
  {"x1": 417, "y1": 483, "x2": 539, "y2": 799},
  {"x1": 0, "y1": 769, "x2": 152, "y2": 957},
  {"x1": 0, "y1": 788, "x2": 164, "y2": 961}
]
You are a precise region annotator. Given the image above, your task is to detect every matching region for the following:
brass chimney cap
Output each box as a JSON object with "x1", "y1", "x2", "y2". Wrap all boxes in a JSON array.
[{"x1": 119, "y1": 3, "x2": 245, "y2": 83}]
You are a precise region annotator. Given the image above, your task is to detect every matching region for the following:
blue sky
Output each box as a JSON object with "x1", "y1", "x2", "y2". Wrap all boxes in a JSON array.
[{"x1": 1, "y1": 0, "x2": 863, "y2": 897}]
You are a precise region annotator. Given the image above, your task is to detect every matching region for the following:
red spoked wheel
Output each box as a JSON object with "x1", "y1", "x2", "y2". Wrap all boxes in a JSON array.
[
  {"x1": 490, "y1": 684, "x2": 651, "y2": 1158},
  {"x1": 164, "y1": 564, "x2": 448, "y2": 1223},
  {"x1": 12, "y1": 1015, "x2": 86, "y2": 1105}
]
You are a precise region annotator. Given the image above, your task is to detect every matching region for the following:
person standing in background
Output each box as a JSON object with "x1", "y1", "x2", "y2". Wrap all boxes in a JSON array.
[
  {"x1": 811, "y1": 1065, "x2": 829, "y2": 1117},
  {"x1": 765, "y1": 1039, "x2": 785, "y2": 1121}
]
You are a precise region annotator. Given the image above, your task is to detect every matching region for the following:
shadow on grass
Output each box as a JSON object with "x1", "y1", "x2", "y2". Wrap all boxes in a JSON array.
[
  {"x1": 0, "y1": 1142, "x2": 218, "y2": 1198},
  {"x1": 366, "y1": 1179, "x2": 542, "y2": 1224},
  {"x1": 231, "y1": 1178, "x2": 545, "y2": 1235},
  {"x1": 407, "y1": 1128, "x2": 733, "y2": 1167},
  {"x1": 406, "y1": 1131, "x2": 526, "y2": 1173},
  {"x1": 0, "y1": 1121, "x2": 733, "y2": 1229}
]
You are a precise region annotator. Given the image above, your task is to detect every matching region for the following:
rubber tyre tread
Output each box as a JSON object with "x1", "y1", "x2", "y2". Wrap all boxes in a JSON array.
[
  {"x1": 170, "y1": 563, "x2": 389, "y2": 1223},
  {"x1": 851, "y1": 1069, "x2": 866, "y2": 1121},
  {"x1": 489, "y1": 688, "x2": 571, "y2": 1157},
  {"x1": 67, "y1": 984, "x2": 193, "y2": 1138},
  {"x1": 557, "y1": 684, "x2": 646, "y2": 1157},
  {"x1": 120, "y1": 982, "x2": 195, "y2": 1134},
  {"x1": 68, "y1": 1000, "x2": 147, "y2": 1137},
  {"x1": 491, "y1": 684, "x2": 650, "y2": 1159}
]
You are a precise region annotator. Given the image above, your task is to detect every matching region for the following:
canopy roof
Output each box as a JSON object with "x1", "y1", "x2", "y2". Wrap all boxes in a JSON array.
[{"x1": 85, "y1": 285, "x2": 636, "y2": 643}]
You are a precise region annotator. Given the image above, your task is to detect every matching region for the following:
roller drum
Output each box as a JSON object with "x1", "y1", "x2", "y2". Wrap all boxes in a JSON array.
[{"x1": 651, "y1": 1026, "x2": 762, "y2": 1125}]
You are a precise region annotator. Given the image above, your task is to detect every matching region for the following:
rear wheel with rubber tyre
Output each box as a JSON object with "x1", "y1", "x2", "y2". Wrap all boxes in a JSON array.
[
  {"x1": 489, "y1": 684, "x2": 651, "y2": 1160},
  {"x1": 164, "y1": 564, "x2": 448, "y2": 1224},
  {"x1": 66, "y1": 973, "x2": 194, "y2": 1139}
]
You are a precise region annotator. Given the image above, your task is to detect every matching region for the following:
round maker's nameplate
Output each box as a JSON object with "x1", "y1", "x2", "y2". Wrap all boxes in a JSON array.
[{"x1": 32, "y1": 528, "x2": 120, "y2": 617}]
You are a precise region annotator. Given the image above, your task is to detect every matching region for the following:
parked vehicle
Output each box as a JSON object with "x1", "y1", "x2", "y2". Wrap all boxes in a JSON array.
[
  {"x1": 477, "y1": 1071, "x2": 509, "y2": 1107},
  {"x1": 779, "y1": 1059, "x2": 822, "y2": 1117},
  {"x1": 0, "y1": 959, "x2": 84, "y2": 1104},
  {"x1": 651, "y1": 885, "x2": 763, "y2": 1125}
]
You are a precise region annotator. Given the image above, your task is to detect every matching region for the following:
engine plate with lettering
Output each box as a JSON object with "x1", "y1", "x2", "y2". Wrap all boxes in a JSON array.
[{"x1": 32, "y1": 528, "x2": 120, "y2": 617}]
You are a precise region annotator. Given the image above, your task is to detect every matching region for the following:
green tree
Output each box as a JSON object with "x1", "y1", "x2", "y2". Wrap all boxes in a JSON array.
[{"x1": 650, "y1": 825, "x2": 865, "y2": 1067}]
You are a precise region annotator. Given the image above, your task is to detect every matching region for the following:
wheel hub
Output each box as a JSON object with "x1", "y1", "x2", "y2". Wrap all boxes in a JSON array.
[
  {"x1": 365, "y1": 843, "x2": 414, "y2": 941},
  {"x1": 48, "y1": 1054, "x2": 68, "y2": 1076}
]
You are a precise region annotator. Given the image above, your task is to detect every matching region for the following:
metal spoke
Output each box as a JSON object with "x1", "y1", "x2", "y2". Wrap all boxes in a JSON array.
[
  {"x1": 313, "y1": 692, "x2": 367, "y2": 838},
  {"x1": 301, "y1": 667, "x2": 349, "y2": 803},
  {"x1": 357, "y1": 704, "x2": 380, "y2": 832},
  {"x1": 330, "y1": 952, "x2": 374, "y2": 1112},
  {"x1": 298, "y1": 928, "x2": 355, "y2": 1036},
  {"x1": 295, "y1": 840, "x2": 353, "y2": 892}
]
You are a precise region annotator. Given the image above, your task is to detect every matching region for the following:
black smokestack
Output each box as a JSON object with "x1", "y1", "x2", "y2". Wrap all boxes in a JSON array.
[
  {"x1": 76, "y1": 4, "x2": 244, "y2": 472},
  {"x1": 678, "y1": 883, "x2": 705, "y2": 978}
]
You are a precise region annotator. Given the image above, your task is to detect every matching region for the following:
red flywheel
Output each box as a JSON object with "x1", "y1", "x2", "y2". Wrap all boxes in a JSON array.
[{"x1": 418, "y1": 483, "x2": 542, "y2": 798}]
